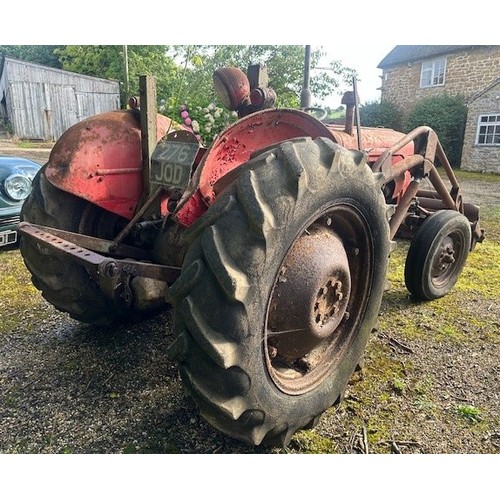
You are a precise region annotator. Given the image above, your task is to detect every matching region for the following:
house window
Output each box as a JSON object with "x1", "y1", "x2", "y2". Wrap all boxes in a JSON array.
[
  {"x1": 476, "y1": 114, "x2": 500, "y2": 145},
  {"x1": 420, "y1": 58, "x2": 446, "y2": 88}
]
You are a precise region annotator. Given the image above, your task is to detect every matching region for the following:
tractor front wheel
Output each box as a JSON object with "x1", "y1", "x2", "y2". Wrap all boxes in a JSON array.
[
  {"x1": 167, "y1": 137, "x2": 391, "y2": 446},
  {"x1": 404, "y1": 210, "x2": 471, "y2": 300}
]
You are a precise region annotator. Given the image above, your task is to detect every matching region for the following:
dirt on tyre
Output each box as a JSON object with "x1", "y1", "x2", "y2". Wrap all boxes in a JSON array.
[
  {"x1": 404, "y1": 210, "x2": 472, "y2": 301},
  {"x1": 20, "y1": 167, "x2": 139, "y2": 325},
  {"x1": 167, "y1": 136, "x2": 392, "y2": 446}
]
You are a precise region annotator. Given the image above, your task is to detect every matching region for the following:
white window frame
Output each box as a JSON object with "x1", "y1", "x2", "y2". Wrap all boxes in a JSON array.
[
  {"x1": 475, "y1": 114, "x2": 500, "y2": 146},
  {"x1": 420, "y1": 58, "x2": 447, "y2": 88}
]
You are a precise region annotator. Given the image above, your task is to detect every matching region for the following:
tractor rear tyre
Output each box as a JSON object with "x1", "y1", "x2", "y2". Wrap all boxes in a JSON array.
[
  {"x1": 167, "y1": 137, "x2": 391, "y2": 446},
  {"x1": 404, "y1": 210, "x2": 471, "y2": 301},
  {"x1": 20, "y1": 167, "x2": 137, "y2": 325}
]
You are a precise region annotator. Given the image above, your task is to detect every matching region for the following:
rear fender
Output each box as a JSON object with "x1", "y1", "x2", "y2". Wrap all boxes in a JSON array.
[
  {"x1": 45, "y1": 110, "x2": 177, "y2": 219},
  {"x1": 175, "y1": 108, "x2": 335, "y2": 226}
]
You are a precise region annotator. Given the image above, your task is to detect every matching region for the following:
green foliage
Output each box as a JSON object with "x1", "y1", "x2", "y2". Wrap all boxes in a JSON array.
[
  {"x1": 164, "y1": 101, "x2": 237, "y2": 145},
  {"x1": 403, "y1": 94, "x2": 467, "y2": 166},
  {"x1": 309, "y1": 54, "x2": 357, "y2": 108},
  {"x1": 162, "y1": 45, "x2": 354, "y2": 143},
  {"x1": 456, "y1": 404, "x2": 482, "y2": 424},
  {"x1": 1, "y1": 44, "x2": 355, "y2": 143},
  {"x1": 324, "y1": 106, "x2": 345, "y2": 122},
  {"x1": 55, "y1": 45, "x2": 123, "y2": 79},
  {"x1": 0, "y1": 45, "x2": 63, "y2": 68},
  {"x1": 359, "y1": 100, "x2": 403, "y2": 130},
  {"x1": 168, "y1": 45, "x2": 354, "y2": 110},
  {"x1": 391, "y1": 377, "x2": 407, "y2": 394},
  {"x1": 54, "y1": 45, "x2": 179, "y2": 108}
]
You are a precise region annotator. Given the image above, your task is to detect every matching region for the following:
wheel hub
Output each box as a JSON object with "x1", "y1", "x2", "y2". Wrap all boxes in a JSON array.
[
  {"x1": 432, "y1": 237, "x2": 456, "y2": 279},
  {"x1": 267, "y1": 225, "x2": 351, "y2": 360},
  {"x1": 315, "y1": 278, "x2": 346, "y2": 327}
]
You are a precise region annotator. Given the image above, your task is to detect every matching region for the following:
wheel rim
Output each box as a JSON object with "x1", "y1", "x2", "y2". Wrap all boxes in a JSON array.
[
  {"x1": 264, "y1": 204, "x2": 373, "y2": 395},
  {"x1": 430, "y1": 231, "x2": 465, "y2": 288}
]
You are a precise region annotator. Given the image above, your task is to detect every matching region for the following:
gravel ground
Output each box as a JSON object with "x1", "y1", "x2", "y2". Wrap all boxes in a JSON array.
[
  {"x1": 1, "y1": 137, "x2": 499, "y2": 456},
  {"x1": 0, "y1": 139, "x2": 53, "y2": 166}
]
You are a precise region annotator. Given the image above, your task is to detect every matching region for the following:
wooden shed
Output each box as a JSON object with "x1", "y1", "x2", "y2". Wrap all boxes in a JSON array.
[{"x1": 0, "y1": 57, "x2": 120, "y2": 141}]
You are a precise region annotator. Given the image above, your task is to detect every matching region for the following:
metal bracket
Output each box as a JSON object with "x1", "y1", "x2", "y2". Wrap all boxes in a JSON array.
[{"x1": 18, "y1": 222, "x2": 181, "y2": 307}]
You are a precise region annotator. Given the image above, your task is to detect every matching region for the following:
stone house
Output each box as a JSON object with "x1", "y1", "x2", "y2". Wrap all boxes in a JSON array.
[
  {"x1": 460, "y1": 79, "x2": 500, "y2": 173},
  {"x1": 377, "y1": 45, "x2": 500, "y2": 172}
]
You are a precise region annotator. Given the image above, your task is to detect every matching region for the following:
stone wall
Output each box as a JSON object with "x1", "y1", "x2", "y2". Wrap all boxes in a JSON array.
[
  {"x1": 460, "y1": 82, "x2": 500, "y2": 173},
  {"x1": 380, "y1": 46, "x2": 500, "y2": 115}
]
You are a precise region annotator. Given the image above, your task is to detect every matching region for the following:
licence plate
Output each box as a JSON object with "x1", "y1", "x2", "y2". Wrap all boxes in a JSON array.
[
  {"x1": 0, "y1": 230, "x2": 17, "y2": 247},
  {"x1": 150, "y1": 130, "x2": 199, "y2": 189}
]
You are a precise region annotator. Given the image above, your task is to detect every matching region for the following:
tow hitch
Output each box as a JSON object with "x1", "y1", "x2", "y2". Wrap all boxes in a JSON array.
[{"x1": 18, "y1": 222, "x2": 181, "y2": 310}]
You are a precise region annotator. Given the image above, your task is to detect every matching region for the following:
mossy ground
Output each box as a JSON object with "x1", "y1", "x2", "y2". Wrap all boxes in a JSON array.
[
  {"x1": 0, "y1": 169, "x2": 498, "y2": 454},
  {"x1": 286, "y1": 197, "x2": 499, "y2": 454},
  {"x1": 0, "y1": 248, "x2": 52, "y2": 333}
]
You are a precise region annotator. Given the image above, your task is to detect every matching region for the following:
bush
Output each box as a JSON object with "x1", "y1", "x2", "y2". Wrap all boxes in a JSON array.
[
  {"x1": 359, "y1": 100, "x2": 403, "y2": 130},
  {"x1": 160, "y1": 100, "x2": 238, "y2": 146},
  {"x1": 403, "y1": 94, "x2": 467, "y2": 167}
]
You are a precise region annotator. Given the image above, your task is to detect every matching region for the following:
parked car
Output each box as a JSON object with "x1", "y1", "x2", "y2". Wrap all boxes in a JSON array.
[{"x1": 0, "y1": 156, "x2": 42, "y2": 248}]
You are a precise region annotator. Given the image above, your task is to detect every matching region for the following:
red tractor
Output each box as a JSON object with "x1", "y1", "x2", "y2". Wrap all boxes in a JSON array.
[{"x1": 18, "y1": 64, "x2": 484, "y2": 447}]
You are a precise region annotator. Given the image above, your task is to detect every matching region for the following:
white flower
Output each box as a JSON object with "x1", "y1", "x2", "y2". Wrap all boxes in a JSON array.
[
  {"x1": 214, "y1": 109, "x2": 222, "y2": 118},
  {"x1": 208, "y1": 103, "x2": 216, "y2": 111},
  {"x1": 205, "y1": 125, "x2": 212, "y2": 133},
  {"x1": 191, "y1": 120, "x2": 200, "y2": 133}
]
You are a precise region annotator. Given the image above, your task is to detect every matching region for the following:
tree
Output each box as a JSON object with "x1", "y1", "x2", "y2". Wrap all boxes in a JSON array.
[
  {"x1": 0, "y1": 45, "x2": 63, "y2": 68},
  {"x1": 54, "y1": 45, "x2": 179, "y2": 108},
  {"x1": 359, "y1": 100, "x2": 403, "y2": 130},
  {"x1": 1, "y1": 44, "x2": 355, "y2": 145},
  {"x1": 168, "y1": 45, "x2": 354, "y2": 108},
  {"x1": 164, "y1": 45, "x2": 355, "y2": 143},
  {"x1": 403, "y1": 94, "x2": 467, "y2": 166}
]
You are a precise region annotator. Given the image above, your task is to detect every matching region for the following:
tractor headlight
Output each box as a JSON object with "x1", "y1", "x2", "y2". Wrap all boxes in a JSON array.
[
  {"x1": 4, "y1": 174, "x2": 32, "y2": 201},
  {"x1": 213, "y1": 67, "x2": 250, "y2": 111}
]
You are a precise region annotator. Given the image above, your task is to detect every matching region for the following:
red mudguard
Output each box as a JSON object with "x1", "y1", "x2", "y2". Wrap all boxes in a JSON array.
[
  {"x1": 174, "y1": 109, "x2": 414, "y2": 226},
  {"x1": 45, "y1": 108, "x2": 414, "y2": 226},
  {"x1": 45, "y1": 110, "x2": 176, "y2": 219},
  {"x1": 175, "y1": 109, "x2": 336, "y2": 226}
]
